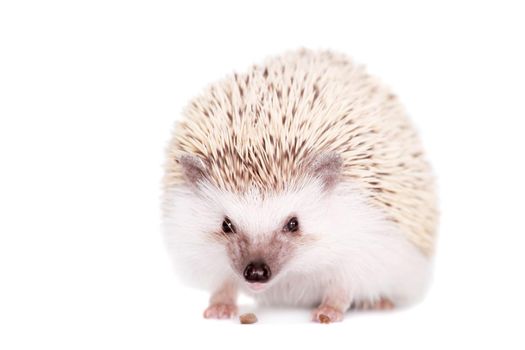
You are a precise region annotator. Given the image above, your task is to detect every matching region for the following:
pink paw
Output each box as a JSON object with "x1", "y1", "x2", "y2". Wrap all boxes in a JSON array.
[
  {"x1": 312, "y1": 305, "x2": 344, "y2": 323},
  {"x1": 353, "y1": 298, "x2": 395, "y2": 311},
  {"x1": 203, "y1": 303, "x2": 238, "y2": 319}
]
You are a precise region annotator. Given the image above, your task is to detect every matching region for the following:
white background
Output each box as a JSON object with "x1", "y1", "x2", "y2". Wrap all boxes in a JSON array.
[{"x1": 1, "y1": 1, "x2": 524, "y2": 349}]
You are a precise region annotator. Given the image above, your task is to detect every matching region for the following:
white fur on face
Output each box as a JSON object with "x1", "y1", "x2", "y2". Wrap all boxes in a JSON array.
[
  {"x1": 214, "y1": 180, "x2": 325, "y2": 239},
  {"x1": 163, "y1": 179, "x2": 325, "y2": 288},
  {"x1": 164, "y1": 179, "x2": 430, "y2": 307}
]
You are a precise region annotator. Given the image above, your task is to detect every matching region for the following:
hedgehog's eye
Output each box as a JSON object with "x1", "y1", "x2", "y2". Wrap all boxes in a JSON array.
[
  {"x1": 283, "y1": 217, "x2": 299, "y2": 233},
  {"x1": 222, "y1": 217, "x2": 236, "y2": 234}
]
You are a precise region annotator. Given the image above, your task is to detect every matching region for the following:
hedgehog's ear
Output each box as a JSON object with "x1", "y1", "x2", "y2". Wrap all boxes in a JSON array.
[
  {"x1": 309, "y1": 153, "x2": 343, "y2": 191},
  {"x1": 178, "y1": 154, "x2": 208, "y2": 187}
]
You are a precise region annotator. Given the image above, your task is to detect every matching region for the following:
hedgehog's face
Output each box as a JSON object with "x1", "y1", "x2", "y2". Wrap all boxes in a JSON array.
[
  {"x1": 217, "y1": 217, "x2": 301, "y2": 291},
  {"x1": 208, "y1": 187, "x2": 323, "y2": 293},
  {"x1": 175, "y1": 153, "x2": 343, "y2": 293}
]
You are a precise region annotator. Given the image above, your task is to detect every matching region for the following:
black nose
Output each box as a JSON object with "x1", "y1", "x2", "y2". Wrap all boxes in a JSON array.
[{"x1": 243, "y1": 261, "x2": 271, "y2": 283}]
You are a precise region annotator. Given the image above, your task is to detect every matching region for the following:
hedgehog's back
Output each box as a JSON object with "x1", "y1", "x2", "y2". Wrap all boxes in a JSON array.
[{"x1": 165, "y1": 49, "x2": 437, "y2": 254}]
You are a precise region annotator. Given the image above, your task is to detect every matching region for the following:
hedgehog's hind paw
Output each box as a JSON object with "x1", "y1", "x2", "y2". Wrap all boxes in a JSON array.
[{"x1": 352, "y1": 298, "x2": 395, "y2": 311}]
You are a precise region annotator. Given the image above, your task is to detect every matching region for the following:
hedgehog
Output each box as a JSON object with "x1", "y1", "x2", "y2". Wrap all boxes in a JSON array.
[{"x1": 162, "y1": 49, "x2": 438, "y2": 323}]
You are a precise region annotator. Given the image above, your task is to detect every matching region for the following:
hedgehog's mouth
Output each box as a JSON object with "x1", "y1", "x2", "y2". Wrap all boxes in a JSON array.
[{"x1": 245, "y1": 282, "x2": 267, "y2": 293}]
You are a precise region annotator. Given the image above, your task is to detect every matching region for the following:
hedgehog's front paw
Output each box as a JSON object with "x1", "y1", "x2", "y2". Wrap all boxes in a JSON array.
[
  {"x1": 203, "y1": 303, "x2": 238, "y2": 319},
  {"x1": 312, "y1": 305, "x2": 344, "y2": 323}
]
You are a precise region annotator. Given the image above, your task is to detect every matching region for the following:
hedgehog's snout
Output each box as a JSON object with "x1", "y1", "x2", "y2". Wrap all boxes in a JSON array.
[{"x1": 243, "y1": 261, "x2": 271, "y2": 283}]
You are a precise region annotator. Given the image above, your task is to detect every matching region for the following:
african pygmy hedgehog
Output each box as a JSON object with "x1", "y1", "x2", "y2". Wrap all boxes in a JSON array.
[{"x1": 163, "y1": 49, "x2": 438, "y2": 323}]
